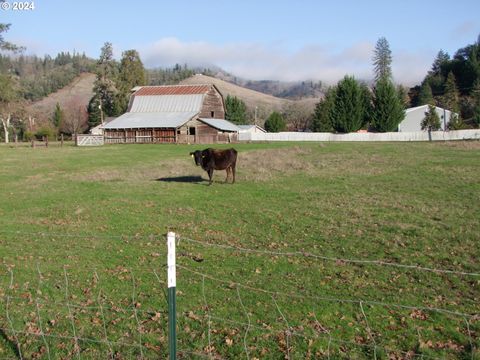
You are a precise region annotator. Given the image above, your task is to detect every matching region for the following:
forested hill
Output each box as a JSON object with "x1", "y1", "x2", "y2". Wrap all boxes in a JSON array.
[
  {"x1": 0, "y1": 52, "x2": 96, "y2": 101},
  {"x1": 26, "y1": 72, "x2": 95, "y2": 122}
]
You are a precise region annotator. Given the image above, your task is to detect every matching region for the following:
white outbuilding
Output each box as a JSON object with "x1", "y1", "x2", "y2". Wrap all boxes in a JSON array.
[{"x1": 398, "y1": 105, "x2": 457, "y2": 132}]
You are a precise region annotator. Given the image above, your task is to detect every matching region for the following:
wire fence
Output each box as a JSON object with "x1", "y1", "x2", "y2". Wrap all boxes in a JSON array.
[{"x1": 0, "y1": 230, "x2": 478, "y2": 359}]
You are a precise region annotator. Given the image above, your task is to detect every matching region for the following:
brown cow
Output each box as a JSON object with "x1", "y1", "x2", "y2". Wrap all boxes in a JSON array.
[{"x1": 190, "y1": 148, "x2": 237, "y2": 185}]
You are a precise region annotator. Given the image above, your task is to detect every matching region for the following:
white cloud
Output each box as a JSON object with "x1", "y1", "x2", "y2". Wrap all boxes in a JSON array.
[{"x1": 137, "y1": 37, "x2": 434, "y2": 86}]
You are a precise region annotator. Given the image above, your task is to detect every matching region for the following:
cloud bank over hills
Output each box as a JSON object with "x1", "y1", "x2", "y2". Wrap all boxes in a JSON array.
[{"x1": 140, "y1": 37, "x2": 432, "y2": 86}]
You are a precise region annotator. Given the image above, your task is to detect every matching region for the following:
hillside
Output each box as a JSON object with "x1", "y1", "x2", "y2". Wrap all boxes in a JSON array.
[
  {"x1": 25, "y1": 72, "x2": 319, "y2": 126},
  {"x1": 26, "y1": 72, "x2": 95, "y2": 121}
]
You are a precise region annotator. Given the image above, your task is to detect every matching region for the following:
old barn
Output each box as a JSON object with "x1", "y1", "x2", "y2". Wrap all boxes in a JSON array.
[{"x1": 103, "y1": 84, "x2": 239, "y2": 144}]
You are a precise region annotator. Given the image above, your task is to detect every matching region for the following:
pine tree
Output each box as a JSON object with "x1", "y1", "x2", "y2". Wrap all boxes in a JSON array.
[
  {"x1": 0, "y1": 23, "x2": 24, "y2": 53},
  {"x1": 421, "y1": 104, "x2": 441, "y2": 131},
  {"x1": 87, "y1": 96, "x2": 102, "y2": 128},
  {"x1": 418, "y1": 81, "x2": 434, "y2": 105},
  {"x1": 471, "y1": 79, "x2": 480, "y2": 128},
  {"x1": 373, "y1": 37, "x2": 393, "y2": 82},
  {"x1": 52, "y1": 102, "x2": 65, "y2": 132},
  {"x1": 264, "y1": 111, "x2": 286, "y2": 132},
  {"x1": 442, "y1": 71, "x2": 460, "y2": 112},
  {"x1": 117, "y1": 50, "x2": 146, "y2": 113},
  {"x1": 430, "y1": 50, "x2": 450, "y2": 76},
  {"x1": 91, "y1": 42, "x2": 119, "y2": 118},
  {"x1": 330, "y1": 76, "x2": 369, "y2": 133},
  {"x1": 225, "y1": 95, "x2": 248, "y2": 125},
  {"x1": 312, "y1": 86, "x2": 336, "y2": 132},
  {"x1": 370, "y1": 77, "x2": 405, "y2": 132}
]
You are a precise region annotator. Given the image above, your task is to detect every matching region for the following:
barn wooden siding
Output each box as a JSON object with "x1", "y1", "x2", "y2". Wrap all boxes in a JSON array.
[
  {"x1": 104, "y1": 129, "x2": 176, "y2": 143},
  {"x1": 104, "y1": 124, "x2": 238, "y2": 144},
  {"x1": 199, "y1": 87, "x2": 225, "y2": 119}
]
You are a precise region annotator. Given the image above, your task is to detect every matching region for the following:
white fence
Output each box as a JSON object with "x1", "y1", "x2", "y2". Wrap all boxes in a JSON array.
[
  {"x1": 75, "y1": 134, "x2": 104, "y2": 146},
  {"x1": 240, "y1": 129, "x2": 480, "y2": 142}
]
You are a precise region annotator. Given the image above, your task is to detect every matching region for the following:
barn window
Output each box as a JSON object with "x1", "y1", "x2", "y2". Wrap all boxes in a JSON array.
[
  {"x1": 211, "y1": 111, "x2": 215, "y2": 118},
  {"x1": 189, "y1": 127, "x2": 196, "y2": 135}
]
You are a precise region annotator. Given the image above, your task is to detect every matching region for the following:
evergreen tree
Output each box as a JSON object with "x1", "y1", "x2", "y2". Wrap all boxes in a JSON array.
[
  {"x1": 225, "y1": 95, "x2": 248, "y2": 124},
  {"x1": 418, "y1": 81, "x2": 434, "y2": 105},
  {"x1": 373, "y1": 37, "x2": 393, "y2": 82},
  {"x1": 91, "y1": 42, "x2": 120, "y2": 118},
  {"x1": 370, "y1": 77, "x2": 405, "y2": 132},
  {"x1": 471, "y1": 79, "x2": 480, "y2": 128},
  {"x1": 264, "y1": 111, "x2": 286, "y2": 132},
  {"x1": 52, "y1": 102, "x2": 65, "y2": 132},
  {"x1": 87, "y1": 96, "x2": 102, "y2": 128},
  {"x1": 430, "y1": 50, "x2": 450, "y2": 76},
  {"x1": 330, "y1": 76, "x2": 369, "y2": 133},
  {"x1": 117, "y1": 49, "x2": 146, "y2": 112},
  {"x1": 421, "y1": 104, "x2": 441, "y2": 131},
  {"x1": 447, "y1": 113, "x2": 466, "y2": 130},
  {"x1": 0, "y1": 23, "x2": 24, "y2": 53},
  {"x1": 311, "y1": 86, "x2": 336, "y2": 132},
  {"x1": 442, "y1": 71, "x2": 460, "y2": 112}
]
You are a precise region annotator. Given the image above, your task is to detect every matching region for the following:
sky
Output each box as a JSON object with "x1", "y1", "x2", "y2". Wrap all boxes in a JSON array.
[{"x1": 2, "y1": 0, "x2": 479, "y2": 85}]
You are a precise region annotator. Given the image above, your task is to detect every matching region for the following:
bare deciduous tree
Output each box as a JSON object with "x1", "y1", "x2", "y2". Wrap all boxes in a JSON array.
[
  {"x1": 282, "y1": 102, "x2": 312, "y2": 131},
  {"x1": 63, "y1": 97, "x2": 89, "y2": 135}
]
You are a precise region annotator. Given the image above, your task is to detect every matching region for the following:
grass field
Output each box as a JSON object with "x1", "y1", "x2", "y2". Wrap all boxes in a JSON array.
[{"x1": 0, "y1": 141, "x2": 479, "y2": 359}]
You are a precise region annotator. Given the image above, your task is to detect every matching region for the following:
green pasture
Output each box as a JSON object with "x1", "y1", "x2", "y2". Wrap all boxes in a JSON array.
[{"x1": 0, "y1": 141, "x2": 479, "y2": 359}]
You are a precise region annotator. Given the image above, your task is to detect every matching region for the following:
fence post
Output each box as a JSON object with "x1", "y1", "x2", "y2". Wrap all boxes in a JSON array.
[{"x1": 167, "y1": 232, "x2": 177, "y2": 360}]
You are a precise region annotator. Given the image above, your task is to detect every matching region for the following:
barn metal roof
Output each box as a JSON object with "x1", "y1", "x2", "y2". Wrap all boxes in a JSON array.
[
  {"x1": 103, "y1": 111, "x2": 198, "y2": 129},
  {"x1": 130, "y1": 94, "x2": 204, "y2": 112},
  {"x1": 134, "y1": 85, "x2": 211, "y2": 96},
  {"x1": 199, "y1": 118, "x2": 240, "y2": 132}
]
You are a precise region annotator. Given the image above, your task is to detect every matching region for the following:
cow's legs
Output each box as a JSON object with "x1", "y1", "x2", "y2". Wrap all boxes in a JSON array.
[
  {"x1": 207, "y1": 169, "x2": 214, "y2": 185},
  {"x1": 231, "y1": 163, "x2": 236, "y2": 184},
  {"x1": 225, "y1": 167, "x2": 231, "y2": 183}
]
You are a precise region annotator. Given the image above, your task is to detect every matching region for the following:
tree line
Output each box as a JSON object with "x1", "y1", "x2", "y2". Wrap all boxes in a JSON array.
[
  {"x1": 2, "y1": 21, "x2": 479, "y2": 143},
  {"x1": 226, "y1": 36, "x2": 480, "y2": 133}
]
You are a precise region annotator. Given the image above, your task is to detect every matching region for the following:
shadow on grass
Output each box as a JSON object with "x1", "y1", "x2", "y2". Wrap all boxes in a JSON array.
[
  {"x1": 155, "y1": 175, "x2": 205, "y2": 184},
  {"x1": 0, "y1": 328, "x2": 21, "y2": 358}
]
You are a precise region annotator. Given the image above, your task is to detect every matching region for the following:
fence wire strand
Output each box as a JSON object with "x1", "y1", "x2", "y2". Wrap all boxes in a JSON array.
[
  {"x1": 179, "y1": 235, "x2": 480, "y2": 277},
  {"x1": 177, "y1": 264, "x2": 477, "y2": 319}
]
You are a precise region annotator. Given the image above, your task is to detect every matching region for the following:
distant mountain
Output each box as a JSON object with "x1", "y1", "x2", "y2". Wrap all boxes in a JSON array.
[
  {"x1": 180, "y1": 74, "x2": 318, "y2": 124},
  {"x1": 210, "y1": 69, "x2": 324, "y2": 99},
  {"x1": 181, "y1": 74, "x2": 291, "y2": 115}
]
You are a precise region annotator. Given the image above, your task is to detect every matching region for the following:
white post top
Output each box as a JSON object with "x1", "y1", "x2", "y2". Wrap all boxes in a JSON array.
[{"x1": 167, "y1": 232, "x2": 176, "y2": 288}]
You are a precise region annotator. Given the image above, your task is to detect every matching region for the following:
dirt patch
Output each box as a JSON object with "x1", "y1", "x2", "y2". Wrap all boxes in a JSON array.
[
  {"x1": 238, "y1": 146, "x2": 394, "y2": 182},
  {"x1": 238, "y1": 146, "x2": 315, "y2": 182},
  {"x1": 73, "y1": 158, "x2": 194, "y2": 183}
]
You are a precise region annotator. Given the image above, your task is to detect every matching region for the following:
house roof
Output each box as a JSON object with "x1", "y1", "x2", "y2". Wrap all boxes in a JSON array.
[
  {"x1": 134, "y1": 85, "x2": 211, "y2": 96},
  {"x1": 199, "y1": 118, "x2": 240, "y2": 132},
  {"x1": 103, "y1": 111, "x2": 198, "y2": 129},
  {"x1": 406, "y1": 104, "x2": 454, "y2": 115},
  {"x1": 129, "y1": 94, "x2": 205, "y2": 112}
]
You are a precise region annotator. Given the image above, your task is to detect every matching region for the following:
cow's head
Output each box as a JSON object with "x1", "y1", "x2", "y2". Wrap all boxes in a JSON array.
[{"x1": 190, "y1": 150, "x2": 203, "y2": 166}]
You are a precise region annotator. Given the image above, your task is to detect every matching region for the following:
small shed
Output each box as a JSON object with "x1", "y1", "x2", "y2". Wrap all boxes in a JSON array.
[
  {"x1": 399, "y1": 105, "x2": 457, "y2": 132},
  {"x1": 238, "y1": 124, "x2": 267, "y2": 141},
  {"x1": 103, "y1": 84, "x2": 239, "y2": 143},
  {"x1": 237, "y1": 125, "x2": 266, "y2": 134}
]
